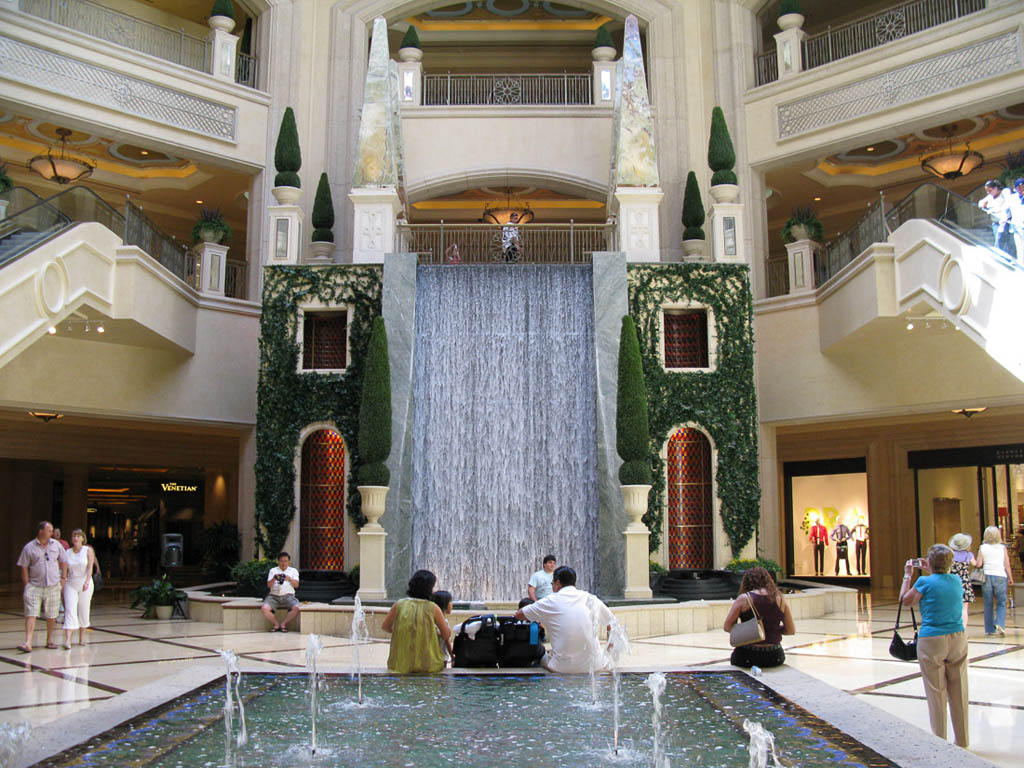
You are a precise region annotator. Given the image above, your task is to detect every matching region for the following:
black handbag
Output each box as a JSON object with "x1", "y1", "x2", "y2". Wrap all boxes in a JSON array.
[
  {"x1": 889, "y1": 599, "x2": 918, "y2": 662},
  {"x1": 452, "y1": 614, "x2": 501, "y2": 668}
]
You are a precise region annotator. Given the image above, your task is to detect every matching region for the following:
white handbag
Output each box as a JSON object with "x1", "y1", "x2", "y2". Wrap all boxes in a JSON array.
[{"x1": 729, "y1": 593, "x2": 766, "y2": 647}]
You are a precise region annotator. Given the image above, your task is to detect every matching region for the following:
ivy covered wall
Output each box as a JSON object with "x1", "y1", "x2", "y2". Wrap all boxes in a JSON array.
[
  {"x1": 256, "y1": 265, "x2": 383, "y2": 557},
  {"x1": 627, "y1": 263, "x2": 760, "y2": 556}
]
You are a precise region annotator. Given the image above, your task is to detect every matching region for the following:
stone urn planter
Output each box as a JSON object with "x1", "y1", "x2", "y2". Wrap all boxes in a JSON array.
[
  {"x1": 359, "y1": 485, "x2": 389, "y2": 531},
  {"x1": 308, "y1": 241, "x2": 334, "y2": 263},
  {"x1": 787, "y1": 224, "x2": 812, "y2": 242},
  {"x1": 709, "y1": 184, "x2": 739, "y2": 204},
  {"x1": 272, "y1": 185, "x2": 301, "y2": 205},
  {"x1": 682, "y1": 239, "x2": 705, "y2": 260},
  {"x1": 777, "y1": 13, "x2": 804, "y2": 31},
  {"x1": 621, "y1": 484, "x2": 651, "y2": 531},
  {"x1": 154, "y1": 605, "x2": 173, "y2": 620},
  {"x1": 208, "y1": 15, "x2": 235, "y2": 34},
  {"x1": 398, "y1": 46, "x2": 422, "y2": 63},
  {"x1": 592, "y1": 45, "x2": 616, "y2": 62},
  {"x1": 198, "y1": 226, "x2": 226, "y2": 244}
]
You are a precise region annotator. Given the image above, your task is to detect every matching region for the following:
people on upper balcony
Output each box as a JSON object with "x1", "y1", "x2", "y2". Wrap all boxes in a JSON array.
[
  {"x1": 1008, "y1": 178, "x2": 1024, "y2": 260},
  {"x1": 977, "y1": 179, "x2": 1015, "y2": 257},
  {"x1": 502, "y1": 213, "x2": 522, "y2": 263}
]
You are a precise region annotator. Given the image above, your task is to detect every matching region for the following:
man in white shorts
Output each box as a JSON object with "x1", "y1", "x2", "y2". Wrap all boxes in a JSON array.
[
  {"x1": 261, "y1": 552, "x2": 300, "y2": 632},
  {"x1": 17, "y1": 521, "x2": 67, "y2": 652}
]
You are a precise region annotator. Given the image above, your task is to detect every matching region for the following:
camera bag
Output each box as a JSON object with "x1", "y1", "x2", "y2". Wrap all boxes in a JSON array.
[
  {"x1": 452, "y1": 614, "x2": 501, "y2": 668},
  {"x1": 497, "y1": 617, "x2": 545, "y2": 667}
]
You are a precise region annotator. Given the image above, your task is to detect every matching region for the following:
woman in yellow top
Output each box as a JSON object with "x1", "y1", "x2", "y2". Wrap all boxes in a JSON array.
[{"x1": 382, "y1": 569, "x2": 453, "y2": 673}]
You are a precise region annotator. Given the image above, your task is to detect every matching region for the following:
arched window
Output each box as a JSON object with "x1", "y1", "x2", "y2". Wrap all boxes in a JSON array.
[
  {"x1": 299, "y1": 429, "x2": 346, "y2": 570},
  {"x1": 666, "y1": 427, "x2": 713, "y2": 569}
]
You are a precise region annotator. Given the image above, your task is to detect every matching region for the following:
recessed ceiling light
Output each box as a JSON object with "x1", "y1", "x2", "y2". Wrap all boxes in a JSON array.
[
  {"x1": 195, "y1": 199, "x2": 203, "y2": 205},
  {"x1": 866, "y1": 146, "x2": 875, "y2": 152},
  {"x1": 47, "y1": 326, "x2": 56, "y2": 335},
  {"x1": 140, "y1": 150, "x2": 149, "y2": 155},
  {"x1": 813, "y1": 196, "x2": 821, "y2": 201}
]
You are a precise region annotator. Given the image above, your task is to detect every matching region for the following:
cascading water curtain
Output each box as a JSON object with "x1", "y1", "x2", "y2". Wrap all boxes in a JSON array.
[{"x1": 412, "y1": 265, "x2": 598, "y2": 601}]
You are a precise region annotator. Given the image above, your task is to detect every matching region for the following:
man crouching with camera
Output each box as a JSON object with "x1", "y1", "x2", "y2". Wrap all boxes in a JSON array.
[{"x1": 261, "y1": 552, "x2": 300, "y2": 632}]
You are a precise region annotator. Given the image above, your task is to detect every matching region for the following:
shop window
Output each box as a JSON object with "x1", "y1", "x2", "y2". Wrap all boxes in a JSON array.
[
  {"x1": 666, "y1": 427, "x2": 713, "y2": 569},
  {"x1": 663, "y1": 309, "x2": 709, "y2": 370},
  {"x1": 299, "y1": 429, "x2": 346, "y2": 570},
  {"x1": 301, "y1": 311, "x2": 348, "y2": 371}
]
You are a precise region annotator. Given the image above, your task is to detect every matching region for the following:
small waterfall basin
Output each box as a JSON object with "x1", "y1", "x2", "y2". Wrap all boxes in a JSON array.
[{"x1": 40, "y1": 671, "x2": 897, "y2": 767}]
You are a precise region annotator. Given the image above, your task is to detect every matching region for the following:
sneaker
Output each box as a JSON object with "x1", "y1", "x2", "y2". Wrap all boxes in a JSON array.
[{"x1": 996, "y1": 625, "x2": 1005, "y2": 636}]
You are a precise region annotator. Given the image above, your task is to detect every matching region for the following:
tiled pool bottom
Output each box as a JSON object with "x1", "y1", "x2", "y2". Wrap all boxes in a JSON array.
[{"x1": 38, "y1": 672, "x2": 898, "y2": 768}]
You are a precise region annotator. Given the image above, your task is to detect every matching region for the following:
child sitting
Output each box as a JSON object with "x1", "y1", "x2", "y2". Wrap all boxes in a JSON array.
[{"x1": 431, "y1": 590, "x2": 455, "y2": 665}]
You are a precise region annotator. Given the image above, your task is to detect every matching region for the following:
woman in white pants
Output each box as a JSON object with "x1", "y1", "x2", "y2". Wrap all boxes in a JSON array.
[{"x1": 62, "y1": 529, "x2": 96, "y2": 649}]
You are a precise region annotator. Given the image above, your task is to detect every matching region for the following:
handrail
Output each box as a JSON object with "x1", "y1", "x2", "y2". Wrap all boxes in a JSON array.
[
  {"x1": 124, "y1": 198, "x2": 188, "y2": 281},
  {"x1": 422, "y1": 72, "x2": 593, "y2": 106},
  {"x1": 397, "y1": 221, "x2": 614, "y2": 264},
  {"x1": 0, "y1": 186, "x2": 47, "y2": 220}
]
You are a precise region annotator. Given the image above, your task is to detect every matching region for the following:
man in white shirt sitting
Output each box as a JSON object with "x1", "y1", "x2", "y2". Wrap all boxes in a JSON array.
[
  {"x1": 514, "y1": 566, "x2": 615, "y2": 673},
  {"x1": 261, "y1": 552, "x2": 300, "y2": 632}
]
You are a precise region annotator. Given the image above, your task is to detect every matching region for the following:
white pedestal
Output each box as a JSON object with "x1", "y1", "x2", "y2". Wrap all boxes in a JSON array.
[
  {"x1": 357, "y1": 485, "x2": 389, "y2": 601},
  {"x1": 592, "y1": 60, "x2": 616, "y2": 105},
  {"x1": 614, "y1": 187, "x2": 663, "y2": 262},
  {"x1": 785, "y1": 238, "x2": 820, "y2": 294},
  {"x1": 349, "y1": 188, "x2": 401, "y2": 264},
  {"x1": 267, "y1": 205, "x2": 302, "y2": 264},
  {"x1": 622, "y1": 484, "x2": 653, "y2": 600},
  {"x1": 708, "y1": 201, "x2": 745, "y2": 264},
  {"x1": 774, "y1": 27, "x2": 807, "y2": 80},
  {"x1": 196, "y1": 242, "x2": 228, "y2": 295},
  {"x1": 208, "y1": 28, "x2": 239, "y2": 83},
  {"x1": 397, "y1": 60, "x2": 423, "y2": 106}
]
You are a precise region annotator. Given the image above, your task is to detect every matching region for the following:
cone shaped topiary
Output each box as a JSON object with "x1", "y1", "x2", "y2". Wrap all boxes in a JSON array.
[
  {"x1": 682, "y1": 171, "x2": 705, "y2": 240},
  {"x1": 594, "y1": 24, "x2": 614, "y2": 49},
  {"x1": 779, "y1": 0, "x2": 802, "y2": 17},
  {"x1": 616, "y1": 315, "x2": 652, "y2": 486},
  {"x1": 274, "y1": 107, "x2": 301, "y2": 188},
  {"x1": 400, "y1": 25, "x2": 420, "y2": 49},
  {"x1": 211, "y1": 0, "x2": 235, "y2": 19},
  {"x1": 357, "y1": 317, "x2": 391, "y2": 487},
  {"x1": 312, "y1": 172, "x2": 334, "y2": 243},
  {"x1": 708, "y1": 106, "x2": 737, "y2": 187}
]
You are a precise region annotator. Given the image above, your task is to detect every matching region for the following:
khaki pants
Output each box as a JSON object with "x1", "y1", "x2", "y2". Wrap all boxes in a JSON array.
[{"x1": 917, "y1": 631, "x2": 969, "y2": 747}]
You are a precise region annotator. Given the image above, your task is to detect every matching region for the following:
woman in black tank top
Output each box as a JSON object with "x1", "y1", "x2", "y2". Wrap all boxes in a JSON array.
[{"x1": 723, "y1": 567, "x2": 796, "y2": 668}]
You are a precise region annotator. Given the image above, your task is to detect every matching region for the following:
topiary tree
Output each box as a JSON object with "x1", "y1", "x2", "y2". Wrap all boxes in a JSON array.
[
  {"x1": 594, "y1": 24, "x2": 614, "y2": 49},
  {"x1": 616, "y1": 315, "x2": 652, "y2": 486},
  {"x1": 400, "y1": 25, "x2": 420, "y2": 49},
  {"x1": 682, "y1": 171, "x2": 705, "y2": 240},
  {"x1": 357, "y1": 317, "x2": 391, "y2": 487},
  {"x1": 274, "y1": 107, "x2": 301, "y2": 188},
  {"x1": 210, "y1": 0, "x2": 235, "y2": 20},
  {"x1": 778, "y1": 0, "x2": 802, "y2": 17},
  {"x1": 708, "y1": 106, "x2": 737, "y2": 187},
  {"x1": 312, "y1": 172, "x2": 334, "y2": 243}
]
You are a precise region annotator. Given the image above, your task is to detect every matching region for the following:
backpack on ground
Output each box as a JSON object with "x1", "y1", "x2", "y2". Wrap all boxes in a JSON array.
[
  {"x1": 452, "y1": 614, "x2": 501, "y2": 668},
  {"x1": 497, "y1": 616, "x2": 545, "y2": 668}
]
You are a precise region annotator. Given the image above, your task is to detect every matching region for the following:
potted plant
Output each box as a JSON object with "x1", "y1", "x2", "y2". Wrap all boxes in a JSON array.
[
  {"x1": 782, "y1": 205, "x2": 824, "y2": 243},
  {"x1": 272, "y1": 107, "x2": 302, "y2": 205},
  {"x1": 129, "y1": 575, "x2": 186, "y2": 619},
  {"x1": 681, "y1": 170, "x2": 705, "y2": 259},
  {"x1": 998, "y1": 150, "x2": 1024, "y2": 189},
  {"x1": 208, "y1": 0, "x2": 236, "y2": 33},
  {"x1": 309, "y1": 172, "x2": 334, "y2": 262},
  {"x1": 777, "y1": 0, "x2": 804, "y2": 31},
  {"x1": 592, "y1": 24, "x2": 616, "y2": 62},
  {"x1": 398, "y1": 25, "x2": 422, "y2": 62},
  {"x1": 708, "y1": 106, "x2": 738, "y2": 203},
  {"x1": 192, "y1": 206, "x2": 232, "y2": 244}
]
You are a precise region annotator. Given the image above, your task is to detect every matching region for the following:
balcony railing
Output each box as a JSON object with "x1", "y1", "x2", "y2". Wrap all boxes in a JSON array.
[
  {"x1": 422, "y1": 73, "x2": 592, "y2": 106},
  {"x1": 397, "y1": 222, "x2": 615, "y2": 264},
  {"x1": 754, "y1": 0, "x2": 987, "y2": 86},
  {"x1": 19, "y1": 0, "x2": 259, "y2": 88}
]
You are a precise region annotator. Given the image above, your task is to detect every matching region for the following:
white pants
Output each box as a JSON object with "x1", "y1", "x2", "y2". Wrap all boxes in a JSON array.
[{"x1": 63, "y1": 579, "x2": 94, "y2": 631}]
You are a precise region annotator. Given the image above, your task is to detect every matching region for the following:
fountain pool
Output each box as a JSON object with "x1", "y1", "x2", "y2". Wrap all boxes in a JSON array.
[{"x1": 36, "y1": 671, "x2": 897, "y2": 767}]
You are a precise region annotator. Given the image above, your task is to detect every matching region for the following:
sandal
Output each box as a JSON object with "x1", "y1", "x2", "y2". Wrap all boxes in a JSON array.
[
  {"x1": 46, "y1": 643, "x2": 59, "y2": 650},
  {"x1": 279, "y1": 627, "x2": 289, "y2": 633},
  {"x1": 269, "y1": 626, "x2": 280, "y2": 632},
  {"x1": 17, "y1": 644, "x2": 31, "y2": 653}
]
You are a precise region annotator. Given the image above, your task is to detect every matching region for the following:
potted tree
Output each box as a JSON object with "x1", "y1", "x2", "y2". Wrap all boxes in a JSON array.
[
  {"x1": 129, "y1": 575, "x2": 186, "y2": 619},
  {"x1": 681, "y1": 170, "x2": 705, "y2": 260},
  {"x1": 310, "y1": 172, "x2": 335, "y2": 262},
  {"x1": 592, "y1": 24, "x2": 616, "y2": 62},
  {"x1": 777, "y1": 0, "x2": 804, "y2": 31},
  {"x1": 272, "y1": 107, "x2": 302, "y2": 205},
  {"x1": 192, "y1": 206, "x2": 232, "y2": 244},
  {"x1": 208, "y1": 0, "x2": 236, "y2": 33},
  {"x1": 398, "y1": 25, "x2": 422, "y2": 62},
  {"x1": 708, "y1": 106, "x2": 739, "y2": 203},
  {"x1": 782, "y1": 205, "x2": 824, "y2": 243}
]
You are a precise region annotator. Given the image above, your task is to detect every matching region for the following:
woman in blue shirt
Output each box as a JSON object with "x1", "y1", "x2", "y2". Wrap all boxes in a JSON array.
[{"x1": 899, "y1": 544, "x2": 968, "y2": 748}]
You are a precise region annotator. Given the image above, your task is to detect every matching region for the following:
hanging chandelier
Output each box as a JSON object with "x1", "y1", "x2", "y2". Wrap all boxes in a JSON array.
[
  {"x1": 919, "y1": 125, "x2": 983, "y2": 180},
  {"x1": 482, "y1": 187, "x2": 534, "y2": 225},
  {"x1": 28, "y1": 128, "x2": 95, "y2": 184}
]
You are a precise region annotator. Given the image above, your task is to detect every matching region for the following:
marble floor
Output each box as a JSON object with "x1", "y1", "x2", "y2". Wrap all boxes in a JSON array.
[{"x1": 1, "y1": 592, "x2": 1020, "y2": 767}]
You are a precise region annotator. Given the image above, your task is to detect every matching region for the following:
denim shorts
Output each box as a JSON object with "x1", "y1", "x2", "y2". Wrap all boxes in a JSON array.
[{"x1": 263, "y1": 593, "x2": 299, "y2": 610}]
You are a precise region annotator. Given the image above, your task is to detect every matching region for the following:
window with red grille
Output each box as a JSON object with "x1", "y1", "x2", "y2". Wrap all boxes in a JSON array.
[
  {"x1": 302, "y1": 311, "x2": 347, "y2": 370},
  {"x1": 299, "y1": 429, "x2": 345, "y2": 570},
  {"x1": 663, "y1": 310, "x2": 709, "y2": 369}
]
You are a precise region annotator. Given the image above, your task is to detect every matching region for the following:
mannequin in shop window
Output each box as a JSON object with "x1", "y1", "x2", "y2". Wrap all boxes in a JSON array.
[
  {"x1": 832, "y1": 519, "x2": 852, "y2": 575},
  {"x1": 809, "y1": 516, "x2": 828, "y2": 576},
  {"x1": 851, "y1": 519, "x2": 869, "y2": 575}
]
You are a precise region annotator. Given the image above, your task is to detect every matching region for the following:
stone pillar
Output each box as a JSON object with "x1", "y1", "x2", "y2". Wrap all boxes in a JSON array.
[
  {"x1": 785, "y1": 239, "x2": 820, "y2": 294},
  {"x1": 208, "y1": 27, "x2": 239, "y2": 84},
  {"x1": 397, "y1": 60, "x2": 422, "y2": 106},
  {"x1": 238, "y1": 428, "x2": 257, "y2": 561},
  {"x1": 62, "y1": 464, "x2": 89, "y2": 538},
  {"x1": 708, "y1": 202, "x2": 746, "y2": 264},
  {"x1": 357, "y1": 486, "x2": 388, "y2": 601},
  {"x1": 622, "y1": 485, "x2": 653, "y2": 600},
  {"x1": 774, "y1": 27, "x2": 807, "y2": 80},
  {"x1": 267, "y1": 205, "x2": 302, "y2": 264},
  {"x1": 614, "y1": 187, "x2": 664, "y2": 262},
  {"x1": 592, "y1": 60, "x2": 616, "y2": 106},
  {"x1": 196, "y1": 242, "x2": 228, "y2": 295},
  {"x1": 349, "y1": 188, "x2": 401, "y2": 264}
]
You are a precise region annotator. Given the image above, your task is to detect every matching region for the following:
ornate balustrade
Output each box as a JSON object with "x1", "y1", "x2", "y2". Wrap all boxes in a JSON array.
[
  {"x1": 397, "y1": 222, "x2": 615, "y2": 264},
  {"x1": 422, "y1": 73, "x2": 592, "y2": 106}
]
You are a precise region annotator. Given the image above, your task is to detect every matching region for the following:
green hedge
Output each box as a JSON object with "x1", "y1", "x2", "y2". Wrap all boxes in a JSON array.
[
  {"x1": 616, "y1": 315, "x2": 651, "y2": 486},
  {"x1": 211, "y1": 0, "x2": 234, "y2": 20},
  {"x1": 357, "y1": 316, "x2": 391, "y2": 486},
  {"x1": 708, "y1": 107, "x2": 737, "y2": 187},
  {"x1": 312, "y1": 172, "x2": 334, "y2": 243},
  {"x1": 682, "y1": 171, "x2": 705, "y2": 241},
  {"x1": 725, "y1": 557, "x2": 782, "y2": 580},
  {"x1": 627, "y1": 264, "x2": 760, "y2": 555},
  {"x1": 231, "y1": 559, "x2": 276, "y2": 597},
  {"x1": 400, "y1": 25, "x2": 420, "y2": 49},
  {"x1": 274, "y1": 107, "x2": 301, "y2": 188},
  {"x1": 594, "y1": 24, "x2": 614, "y2": 49}
]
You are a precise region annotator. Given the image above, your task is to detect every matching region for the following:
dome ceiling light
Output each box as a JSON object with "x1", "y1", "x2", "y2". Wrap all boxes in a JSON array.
[
  {"x1": 920, "y1": 124, "x2": 984, "y2": 180},
  {"x1": 481, "y1": 187, "x2": 535, "y2": 224},
  {"x1": 28, "y1": 127, "x2": 95, "y2": 184}
]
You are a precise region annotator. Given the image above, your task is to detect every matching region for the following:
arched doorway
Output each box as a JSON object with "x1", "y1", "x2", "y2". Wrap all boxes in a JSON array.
[
  {"x1": 666, "y1": 427, "x2": 714, "y2": 569},
  {"x1": 299, "y1": 429, "x2": 346, "y2": 570}
]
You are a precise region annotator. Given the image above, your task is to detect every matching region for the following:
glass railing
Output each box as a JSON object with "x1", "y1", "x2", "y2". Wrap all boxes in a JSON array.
[
  {"x1": 0, "y1": 189, "x2": 72, "y2": 266},
  {"x1": 0, "y1": 186, "x2": 46, "y2": 220}
]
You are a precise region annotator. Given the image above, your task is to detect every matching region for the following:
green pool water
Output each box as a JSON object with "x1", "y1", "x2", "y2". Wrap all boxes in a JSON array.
[{"x1": 43, "y1": 672, "x2": 896, "y2": 767}]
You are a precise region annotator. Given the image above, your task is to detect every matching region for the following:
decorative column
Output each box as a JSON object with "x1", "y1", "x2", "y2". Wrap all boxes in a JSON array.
[
  {"x1": 396, "y1": 60, "x2": 422, "y2": 106},
  {"x1": 592, "y1": 59, "x2": 616, "y2": 106},
  {"x1": 785, "y1": 238, "x2": 820, "y2": 294},
  {"x1": 615, "y1": 189, "x2": 664, "y2": 262},
  {"x1": 267, "y1": 203, "x2": 302, "y2": 264},
  {"x1": 196, "y1": 242, "x2": 228, "y2": 295},
  {"x1": 774, "y1": 25, "x2": 807, "y2": 80},
  {"x1": 349, "y1": 189, "x2": 402, "y2": 264},
  {"x1": 708, "y1": 196, "x2": 746, "y2": 264},
  {"x1": 621, "y1": 484, "x2": 653, "y2": 600},
  {"x1": 207, "y1": 17, "x2": 239, "y2": 84},
  {"x1": 357, "y1": 486, "x2": 389, "y2": 601}
]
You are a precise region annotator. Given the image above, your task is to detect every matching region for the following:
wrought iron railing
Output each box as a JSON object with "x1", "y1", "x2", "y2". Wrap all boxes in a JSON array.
[
  {"x1": 225, "y1": 259, "x2": 248, "y2": 299},
  {"x1": 422, "y1": 73, "x2": 592, "y2": 106},
  {"x1": 124, "y1": 199, "x2": 189, "y2": 280},
  {"x1": 754, "y1": 52, "x2": 778, "y2": 88},
  {"x1": 754, "y1": 0, "x2": 986, "y2": 86},
  {"x1": 765, "y1": 257, "x2": 789, "y2": 298},
  {"x1": 396, "y1": 222, "x2": 615, "y2": 264},
  {"x1": 19, "y1": 0, "x2": 260, "y2": 88}
]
